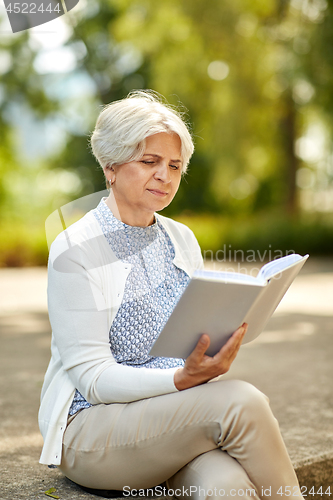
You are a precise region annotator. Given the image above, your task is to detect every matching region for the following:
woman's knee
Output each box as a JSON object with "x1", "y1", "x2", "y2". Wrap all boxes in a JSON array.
[
  {"x1": 207, "y1": 379, "x2": 274, "y2": 436},
  {"x1": 210, "y1": 379, "x2": 269, "y2": 409},
  {"x1": 231, "y1": 380, "x2": 269, "y2": 408}
]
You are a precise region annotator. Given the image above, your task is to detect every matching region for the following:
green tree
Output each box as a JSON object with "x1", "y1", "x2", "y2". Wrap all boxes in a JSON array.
[{"x1": 2, "y1": 0, "x2": 333, "y2": 218}]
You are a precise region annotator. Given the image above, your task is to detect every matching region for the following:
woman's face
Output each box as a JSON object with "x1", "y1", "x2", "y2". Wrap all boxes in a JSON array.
[{"x1": 106, "y1": 132, "x2": 183, "y2": 227}]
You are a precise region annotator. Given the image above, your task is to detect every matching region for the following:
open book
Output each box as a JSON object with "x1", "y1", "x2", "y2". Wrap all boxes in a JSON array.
[{"x1": 149, "y1": 253, "x2": 309, "y2": 358}]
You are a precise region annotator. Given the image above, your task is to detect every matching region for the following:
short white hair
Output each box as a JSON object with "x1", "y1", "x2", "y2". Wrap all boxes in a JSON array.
[{"x1": 90, "y1": 90, "x2": 194, "y2": 174}]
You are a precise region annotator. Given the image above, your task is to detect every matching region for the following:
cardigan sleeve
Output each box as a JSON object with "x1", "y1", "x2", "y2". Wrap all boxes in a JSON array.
[{"x1": 47, "y1": 238, "x2": 182, "y2": 405}]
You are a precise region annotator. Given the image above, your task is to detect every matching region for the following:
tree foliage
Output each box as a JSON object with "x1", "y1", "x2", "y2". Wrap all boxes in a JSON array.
[{"x1": 1, "y1": 0, "x2": 333, "y2": 221}]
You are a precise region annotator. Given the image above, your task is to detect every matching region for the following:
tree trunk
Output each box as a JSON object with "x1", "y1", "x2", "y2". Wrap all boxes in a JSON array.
[{"x1": 280, "y1": 90, "x2": 299, "y2": 215}]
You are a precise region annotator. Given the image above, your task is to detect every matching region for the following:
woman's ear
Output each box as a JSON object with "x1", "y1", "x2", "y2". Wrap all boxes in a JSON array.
[{"x1": 104, "y1": 164, "x2": 116, "y2": 186}]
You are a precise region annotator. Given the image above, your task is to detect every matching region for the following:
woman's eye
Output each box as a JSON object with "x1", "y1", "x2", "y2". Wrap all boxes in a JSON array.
[
  {"x1": 141, "y1": 160, "x2": 155, "y2": 165},
  {"x1": 170, "y1": 164, "x2": 180, "y2": 170}
]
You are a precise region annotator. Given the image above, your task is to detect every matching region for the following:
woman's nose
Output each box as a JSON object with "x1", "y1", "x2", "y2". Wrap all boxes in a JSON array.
[{"x1": 154, "y1": 162, "x2": 171, "y2": 183}]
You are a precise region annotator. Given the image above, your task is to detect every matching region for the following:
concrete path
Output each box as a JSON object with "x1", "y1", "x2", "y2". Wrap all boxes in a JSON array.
[{"x1": 0, "y1": 259, "x2": 332, "y2": 499}]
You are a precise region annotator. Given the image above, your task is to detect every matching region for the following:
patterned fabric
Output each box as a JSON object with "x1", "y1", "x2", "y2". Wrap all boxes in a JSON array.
[{"x1": 69, "y1": 200, "x2": 189, "y2": 416}]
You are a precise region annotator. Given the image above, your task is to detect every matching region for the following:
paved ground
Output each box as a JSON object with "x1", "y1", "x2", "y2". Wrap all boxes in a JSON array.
[{"x1": 0, "y1": 259, "x2": 332, "y2": 499}]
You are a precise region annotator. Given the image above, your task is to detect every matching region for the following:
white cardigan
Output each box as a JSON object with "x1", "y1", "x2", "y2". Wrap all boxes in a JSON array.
[{"x1": 38, "y1": 207, "x2": 204, "y2": 465}]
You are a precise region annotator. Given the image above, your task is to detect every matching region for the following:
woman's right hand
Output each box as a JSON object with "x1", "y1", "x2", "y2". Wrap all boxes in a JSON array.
[{"x1": 173, "y1": 323, "x2": 247, "y2": 391}]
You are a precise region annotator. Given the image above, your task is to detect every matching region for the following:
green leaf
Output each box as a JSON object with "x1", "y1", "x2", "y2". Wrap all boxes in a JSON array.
[{"x1": 45, "y1": 488, "x2": 60, "y2": 499}]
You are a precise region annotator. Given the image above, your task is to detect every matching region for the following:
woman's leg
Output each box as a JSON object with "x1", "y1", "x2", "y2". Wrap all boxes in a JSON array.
[
  {"x1": 167, "y1": 449, "x2": 260, "y2": 500},
  {"x1": 59, "y1": 379, "x2": 303, "y2": 499}
]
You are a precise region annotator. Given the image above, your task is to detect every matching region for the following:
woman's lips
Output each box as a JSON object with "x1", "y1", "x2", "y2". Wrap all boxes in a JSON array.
[{"x1": 147, "y1": 189, "x2": 168, "y2": 197}]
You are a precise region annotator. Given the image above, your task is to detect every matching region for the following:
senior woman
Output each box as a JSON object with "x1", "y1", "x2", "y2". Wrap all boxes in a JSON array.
[{"x1": 39, "y1": 91, "x2": 304, "y2": 500}]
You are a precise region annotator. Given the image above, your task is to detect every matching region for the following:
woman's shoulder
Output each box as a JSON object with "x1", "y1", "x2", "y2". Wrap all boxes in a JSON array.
[
  {"x1": 47, "y1": 194, "x2": 109, "y2": 252},
  {"x1": 48, "y1": 209, "x2": 103, "y2": 266},
  {"x1": 52, "y1": 210, "x2": 100, "y2": 245}
]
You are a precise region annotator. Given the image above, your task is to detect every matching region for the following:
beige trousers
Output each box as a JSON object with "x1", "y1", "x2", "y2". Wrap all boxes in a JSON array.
[{"x1": 59, "y1": 380, "x2": 303, "y2": 500}]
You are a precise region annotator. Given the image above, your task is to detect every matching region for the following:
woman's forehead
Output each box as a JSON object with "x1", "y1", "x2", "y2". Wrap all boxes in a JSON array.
[{"x1": 144, "y1": 132, "x2": 182, "y2": 156}]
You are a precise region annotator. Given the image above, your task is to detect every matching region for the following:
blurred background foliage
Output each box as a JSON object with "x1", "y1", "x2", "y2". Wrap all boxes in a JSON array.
[{"x1": 0, "y1": 0, "x2": 333, "y2": 266}]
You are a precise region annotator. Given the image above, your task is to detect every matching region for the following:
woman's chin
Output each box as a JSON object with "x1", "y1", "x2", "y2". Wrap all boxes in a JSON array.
[{"x1": 143, "y1": 197, "x2": 172, "y2": 213}]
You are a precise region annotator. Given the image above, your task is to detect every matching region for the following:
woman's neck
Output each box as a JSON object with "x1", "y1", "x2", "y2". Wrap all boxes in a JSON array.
[{"x1": 104, "y1": 192, "x2": 155, "y2": 227}]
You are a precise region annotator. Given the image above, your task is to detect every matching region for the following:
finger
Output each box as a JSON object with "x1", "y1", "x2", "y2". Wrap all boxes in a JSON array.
[
  {"x1": 230, "y1": 325, "x2": 246, "y2": 351},
  {"x1": 227, "y1": 324, "x2": 246, "y2": 347},
  {"x1": 188, "y1": 334, "x2": 211, "y2": 361},
  {"x1": 231, "y1": 322, "x2": 247, "y2": 343},
  {"x1": 214, "y1": 325, "x2": 246, "y2": 361},
  {"x1": 233, "y1": 323, "x2": 248, "y2": 349}
]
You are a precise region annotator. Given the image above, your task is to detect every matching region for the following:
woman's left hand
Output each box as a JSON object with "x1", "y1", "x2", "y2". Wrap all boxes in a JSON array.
[{"x1": 173, "y1": 323, "x2": 247, "y2": 391}]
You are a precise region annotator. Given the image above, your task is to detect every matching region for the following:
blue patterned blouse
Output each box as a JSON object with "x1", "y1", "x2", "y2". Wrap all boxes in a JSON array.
[{"x1": 68, "y1": 200, "x2": 190, "y2": 416}]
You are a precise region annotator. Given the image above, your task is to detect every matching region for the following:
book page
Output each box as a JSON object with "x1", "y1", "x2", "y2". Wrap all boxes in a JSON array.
[{"x1": 258, "y1": 254, "x2": 307, "y2": 281}]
